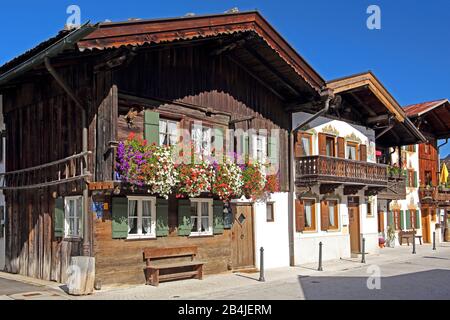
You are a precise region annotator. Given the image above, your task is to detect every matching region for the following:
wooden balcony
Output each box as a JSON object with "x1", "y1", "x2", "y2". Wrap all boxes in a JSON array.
[
  {"x1": 295, "y1": 156, "x2": 388, "y2": 187},
  {"x1": 419, "y1": 187, "x2": 438, "y2": 204},
  {"x1": 437, "y1": 187, "x2": 450, "y2": 205},
  {"x1": 377, "y1": 175, "x2": 407, "y2": 200}
]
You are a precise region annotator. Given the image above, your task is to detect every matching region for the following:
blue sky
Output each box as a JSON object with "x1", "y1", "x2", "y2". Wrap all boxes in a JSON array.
[{"x1": 1, "y1": 0, "x2": 449, "y2": 157}]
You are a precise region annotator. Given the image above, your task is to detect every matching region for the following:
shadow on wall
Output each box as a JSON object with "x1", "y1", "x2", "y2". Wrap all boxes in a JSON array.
[{"x1": 298, "y1": 269, "x2": 450, "y2": 300}]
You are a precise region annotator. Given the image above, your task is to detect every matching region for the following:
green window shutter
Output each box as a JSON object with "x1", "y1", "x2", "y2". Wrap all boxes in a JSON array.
[
  {"x1": 156, "y1": 199, "x2": 169, "y2": 237},
  {"x1": 415, "y1": 210, "x2": 421, "y2": 229},
  {"x1": 400, "y1": 210, "x2": 405, "y2": 230},
  {"x1": 268, "y1": 135, "x2": 278, "y2": 167},
  {"x1": 414, "y1": 171, "x2": 418, "y2": 188},
  {"x1": 213, "y1": 200, "x2": 224, "y2": 235},
  {"x1": 213, "y1": 128, "x2": 224, "y2": 158},
  {"x1": 144, "y1": 110, "x2": 160, "y2": 146},
  {"x1": 112, "y1": 197, "x2": 128, "y2": 239},
  {"x1": 178, "y1": 199, "x2": 192, "y2": 236},
  {"x1": 387, "y1": 211, "x2": 393, "y2": 226},
  {"x1": 54, "y1": 197, "x2": 65, "y2": 238},
  {"x1": 413, "y1": 145, "x2": 417, "y2": 152},
  {"x1": 406, "y1": 210, "x2": 411, "y2": 229}
]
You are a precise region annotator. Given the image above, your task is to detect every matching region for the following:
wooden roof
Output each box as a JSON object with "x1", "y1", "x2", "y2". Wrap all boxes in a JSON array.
[
  {"x1": 404, "y1": 99, "x2": 450, "y2": 139},
  {"x1": 326, "y1": 71, "x2": 426, "y2": 147},
  {"x1": 77, "y1": 11, "x2": 325, "y2": 93}
]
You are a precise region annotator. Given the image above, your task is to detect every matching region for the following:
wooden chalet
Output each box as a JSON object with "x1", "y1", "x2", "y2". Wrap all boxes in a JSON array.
[
  {"x1": 404, "y1": 99, "x2": 450, "y2": 243},
  {"x1": 0, "y1": 11, "x2": 327, "y2": 285}
]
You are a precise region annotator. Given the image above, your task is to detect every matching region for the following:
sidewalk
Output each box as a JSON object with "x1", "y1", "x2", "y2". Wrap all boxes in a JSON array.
[{"x1": 0, "y1": 243, "x2": 448, "y2": 300}]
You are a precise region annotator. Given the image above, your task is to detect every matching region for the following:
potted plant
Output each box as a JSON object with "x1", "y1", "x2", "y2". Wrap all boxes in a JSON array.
[{"x1": 386, "y1": 224, "x2": 396, "y2": 248}]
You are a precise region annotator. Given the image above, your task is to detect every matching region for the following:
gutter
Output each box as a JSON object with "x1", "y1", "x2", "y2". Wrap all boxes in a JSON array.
[{"x1": 0, "y1": 22, "x2": 97, "y2": 87}]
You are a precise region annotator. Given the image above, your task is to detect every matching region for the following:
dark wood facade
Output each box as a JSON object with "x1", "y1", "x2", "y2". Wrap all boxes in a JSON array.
[{"x1": 0, "y1": 12, "x2": 325, "y2": 284}]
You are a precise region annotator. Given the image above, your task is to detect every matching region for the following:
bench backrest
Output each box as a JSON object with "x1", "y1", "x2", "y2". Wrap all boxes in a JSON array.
[
  {"x1": 143, "y1": 246, "x2": 198, "y2": 261},
  {"x1": 399, "y1": 230, "x2": 416, "y2": 236}
]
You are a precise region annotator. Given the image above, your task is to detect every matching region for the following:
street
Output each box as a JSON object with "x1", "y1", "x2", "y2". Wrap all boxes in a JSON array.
[{"x1": 1, "y1": 243, "x2": 449, "y2": 300}]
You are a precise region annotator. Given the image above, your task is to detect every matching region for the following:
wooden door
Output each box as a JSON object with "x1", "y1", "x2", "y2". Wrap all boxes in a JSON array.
[
  {"x1": 422, "y1": 208, "x2": 430, "y2": 243},
  {"x1": 231, "y1": 204, "x2": 255, "y2": 269},
  {"x1": 378, "y1": 211, "x2": 385, "y2": 233},
  {"x1": 348, "y1": 198, "x2": 360, "y2": 253}
]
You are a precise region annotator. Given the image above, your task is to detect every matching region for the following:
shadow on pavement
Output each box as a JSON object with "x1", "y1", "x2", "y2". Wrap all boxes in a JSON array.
[{"x1": 298, "y1": 269, "x2": 450, "y2": 300}]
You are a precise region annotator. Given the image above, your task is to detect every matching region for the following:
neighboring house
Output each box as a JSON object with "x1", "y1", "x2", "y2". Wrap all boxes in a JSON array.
[
  {"x1": 292, "y1": 72, "x2": 425, "y2": 264},
  {"x1": 404, "y1": 99, "x2": 450, "y2": 243},
  {"x1": 0, "y1": 12, "x2": 327, "y2": 285},
  {"x1": 0, "y1": 94, "x2": 5, "y2": 270}
]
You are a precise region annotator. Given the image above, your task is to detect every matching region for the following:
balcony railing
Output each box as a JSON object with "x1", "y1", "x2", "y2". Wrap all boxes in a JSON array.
[
  {"x1": 296, "y1": 155, "x2": 388, "y2": 186},
  {"x1": 437, "y1": 187, "x2": 450, "y2": 204}
]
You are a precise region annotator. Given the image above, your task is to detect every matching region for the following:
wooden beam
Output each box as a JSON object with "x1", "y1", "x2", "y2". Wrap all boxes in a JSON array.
[
  {"x1": 243, "y1": 44, "x2": 301, "y2": 97},
  {"x1": 226, "y1": 54, "x2": 286, "y2": 101},
  {"x1": 367, "y1": 114, "x2": 391, "y2": 124},
  {"x1": 349, "y1": 92, "x2": 377, "y2": 117}
]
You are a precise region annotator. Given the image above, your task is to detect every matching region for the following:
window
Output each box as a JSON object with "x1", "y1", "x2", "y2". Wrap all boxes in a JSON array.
[
  {"x1": 190, "y1": 198, "x2": 213, "y2": 236},
  {"x1": 253, "y1": 134, "x2": 267, "y2": 163},
  {"x1": 303, "y1": 199, "x2": 316, "y2": 231},
  {"x1": 192, "y1": 125, "x2": 212, "y2": 160},
  {"x1": 266, "y1": 202, "x2": 275, "y2": 222},
  {"x1": 127, "y1": 196, "x2": 156, "y2": 239},
  {"x1": 64, "y1": 196, "x2": 83, "y2": 238},
  {"x1": 367, "y1": 198, "x2": 374, "y2": 217},
  {"x1": 407, "y1": 170, "x2": 416, "y2": 188},
  {"x1": 406, "y1": 145, "x2": 416, "y2": 152},
  {"x1": 325, "y1": 136, "x2": 335, "y2": 157},
  {"x1": 346, "y1": 142, "x2": 358, "y2": 161},
  {"x1": 394, "y1": 210, "x2": 401, "y2": 231},
  {"x1": 296, "y1": 133, "x2": 313, "y2": 157},
  {"x1": 424, "y1": 143, "x2": 431, "y2": 155},
  {"x1": 425, "y1": 171, "x2": 433, "y2": 186},
  {"x1": 159, "y1": 118, "x2": 179, "y2": 146},
  {"x1": 328, "y1": 200, "x2": 339, "y2": 229}
]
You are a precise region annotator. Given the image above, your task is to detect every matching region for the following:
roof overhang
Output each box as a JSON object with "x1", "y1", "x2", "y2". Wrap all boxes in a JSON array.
[
  {"x1": 326, "y1": 71, "x2": 427, "y2": 147},
  {"x1": 404, "y1": 99, "x2": 450, "y2": 139},
  {"x1": 0, "y1": 22, "x2": 98, "y2": 87}
]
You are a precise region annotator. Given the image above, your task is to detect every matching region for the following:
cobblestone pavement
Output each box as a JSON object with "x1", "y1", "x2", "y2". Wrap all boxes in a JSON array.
[{"x1": 1, "y1": 243, "x2": 449, "y2": 300}]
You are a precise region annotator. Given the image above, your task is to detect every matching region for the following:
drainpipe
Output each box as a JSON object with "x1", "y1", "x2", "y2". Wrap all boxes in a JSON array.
[
  {"x1": 288, "y1": 91, "x2": 334, "y2": 266},
  {"x1": 44, "y1": 57, "x2": 91, "y2": 257}
]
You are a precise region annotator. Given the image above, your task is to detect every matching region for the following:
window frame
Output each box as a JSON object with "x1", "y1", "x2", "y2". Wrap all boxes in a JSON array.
[
  {"x1": 159, "y1": 118, "x2": 180, "y2": 146},
  {"x1": 346, "y1": 141, "x2": 359, "y2": 161},
  {"x1": 327, "y1": 199, "x2": 339, "y2": 230},
  {"x1": 189, "y1": 198, "x2": 214, "y2": 237},
  {"x1": 302, "y1": 198, "x2": 317, "y2": 232},
  {"x1": 393, "y1": 209, "x2": 401, "y2": 231},
  {"x1": 266, "y1": 202, "x2": 275, "y2": 222},
  {"x1": 192, "y1": 124, "x2": 213, "y2": 161},
  {"x1": 325, "y1": 135, "x2": 336, "y2": 157},
  {"x1": 126, "y1": 196, "x2": 157, "y2": 240},
  {"x1": 298, "y1": 132, "x2": 313, "y2": 157},
  {"x1": 64, "y1": 196, "x2": 83, "y2": 239},
  {"x1": 253, "y1": 133, "x2": 268, "y2": 164}
]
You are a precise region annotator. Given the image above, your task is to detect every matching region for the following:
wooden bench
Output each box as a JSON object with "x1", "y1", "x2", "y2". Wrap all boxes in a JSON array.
[
  {"x1": 143, "y1": 246, "x2": 204, "y2": 287},
  {"x1": 399, "y1": 230, "x2": 422, "y2": 246}
]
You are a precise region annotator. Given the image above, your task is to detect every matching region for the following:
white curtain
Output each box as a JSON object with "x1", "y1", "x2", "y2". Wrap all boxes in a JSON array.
[
  {"x1": 128, "y1": 200, "x2": 138, "y2": 234},
  {"x1": 159, "y1": 120, "x2": 167, "y2": 145}
]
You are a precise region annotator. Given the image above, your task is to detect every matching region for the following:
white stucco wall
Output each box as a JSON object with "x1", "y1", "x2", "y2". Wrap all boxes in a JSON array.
[
  {"x1": 292, "y1": 113, "x2": 377, "y2": 163},
  {"x1": 390, "y1": 146, "x2": 422, "y2": 243},
  {"x1": 234, "y1": 192, "x2": 291, "y2": 270},
  {"x1": 291, "y1": 113, "x2": 380, "y2": 264},
  {"x1": 253, "y1": 192, "x2": 290, "y2": 269}
]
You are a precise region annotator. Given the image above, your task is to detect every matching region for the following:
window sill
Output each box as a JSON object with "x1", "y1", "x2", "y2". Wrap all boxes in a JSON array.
[
  {"x1": 188, "y1": 234, "x2": 214, "y2": 238},
  {"x1": 63, "y1": 237, "x2": 82, "y2": 242},
  {"x1": 301, "y1": 230, "x2": 317, "y2": 234},
  {"x1": 327, "y1": 228, "x2": 340, "y2": 232},
  {"x1": 125, "y1": 235, "x2": 157, "y2": 241}
]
